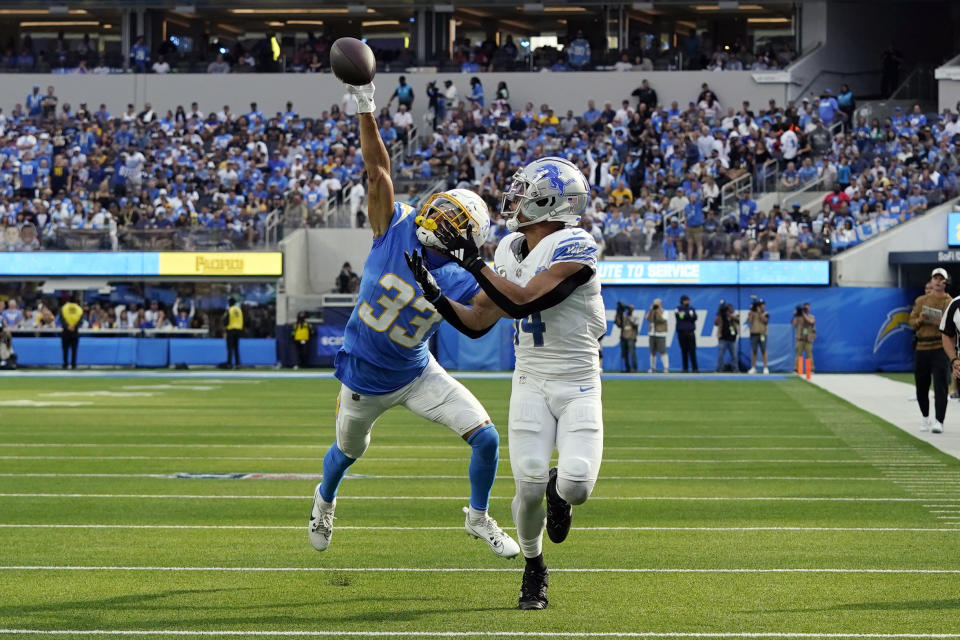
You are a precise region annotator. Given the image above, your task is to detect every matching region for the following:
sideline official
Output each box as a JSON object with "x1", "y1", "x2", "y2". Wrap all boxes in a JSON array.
[
  {"x1": 675, "y1": 295, "x2": 699, "y2": 372},
  {"x1": 224, "y1": 297, "x2": 243, "y2": 369},
  {"x1": 60, "y1": 296, "x2": 83, "y2": 370}
]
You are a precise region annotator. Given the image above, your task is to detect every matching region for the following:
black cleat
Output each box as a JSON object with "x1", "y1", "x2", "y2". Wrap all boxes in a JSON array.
[
  {"x1": 545, "y1": 467, "x2": 572, "y2": 544},
  {"x1": 517, "y1": 565, "x2": 549, "y2": 610}
]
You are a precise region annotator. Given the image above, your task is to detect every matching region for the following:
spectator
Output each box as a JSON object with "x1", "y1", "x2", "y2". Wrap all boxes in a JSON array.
[
  {"x1": 130, "y1": 36, "x2": 149, "y2": 73},
  {"x1": 207, "y1": 54, "x2": 230, "y2": 74},
  {"x1": 0, "y1": 329, "x2": 16, "y2": 369},
  {"x1": 2, "y1": 300, "x2": 22, "y2": 329},
  {"x1": 715, "y1": 302, "x2": 738, "y2": 372},
  {"x1": 817, "y1": 90, "x2": 839, "y2": 125},
  {"x1": 613, "y1": 53, "x2": 633, "y2": 72},
  {"x1": 152, "y1": 55, "x2": 170, "y2": 74},
  {"x1": 675, "y1": 295, "x2": 698, "y2": 373},
  {"x1": 631, "y1": 79, "x2": 658, "y2": 112},
  {"x1": 389, "y1": 76, "x2": 414, "y2": 110},
  {"x1": 468, "y1": 77, "x2": 484, "y2": 109},
  {"x1": 336, "y1": 262, "x2": 360, "y2": 293},
  {"x1": 837, "y1": 84, "x2": 855, "y2": 123},
  {"x1": 567, "y1": 31, "x2": 591, "y2": 70},
  {"x1": 645, "y1": 298, "x2": 669, "y2": 373},
  {"x1": 615, "y1": 302, "x2": 639, "y2": 373},
  {"x1": 173, "y1": 298, "x2": 195, "y2": 329}
]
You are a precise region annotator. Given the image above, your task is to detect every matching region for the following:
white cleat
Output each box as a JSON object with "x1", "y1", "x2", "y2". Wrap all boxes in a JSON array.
[
  {"x1": 308, "y1": 484, "x2": 336, "y2": 551},
  {"x1": 920, "y1": 417, "x2": 931, "y2": 432},
  {"x1": 933, "y1": 421, "x2": 944, "y2": 434},
  {"x1": 747, "y1": 367, "x2": 756, "y2": 374},
  {"x1": 762, "y1": 367, "x2": 770, "y2": 375},
  {"x1": 463, "y1": 506, "x2": 520, "y2": 559}
]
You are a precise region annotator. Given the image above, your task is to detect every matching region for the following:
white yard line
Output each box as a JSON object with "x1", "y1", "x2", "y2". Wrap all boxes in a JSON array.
[
  {"x1": 0, "y1": 443, "x2": 870, "y2": 451},
  {"x1": 0, "y1": 493, "x2": 948, "y2": 502},
  {"x1": 2, "y1": 630, "x2": 960, "y2": 638},
  {"x1": 0, "y1": 566, "x2": 958, "y2": 574},
  {"x1": 0, "y1": 455, "x2": 927, "y2": 464},
  {"x1": 0, "y1": 473, "x2": 902, "y2": 482},
  {"x1": 0, "y1": 524, "x2": 957, "y2": 533}
]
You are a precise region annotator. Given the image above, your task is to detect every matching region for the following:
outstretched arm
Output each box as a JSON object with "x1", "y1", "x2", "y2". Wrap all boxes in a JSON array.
[
  {"x1": 349, "y1": 83, "x2": 394, "y2": 238},
  {"x1": 431, "y1": 219, "x2": 594, "y2": 319},
  {"x1": 404, "y1": 250, "x2": 504, "y2": 338}
]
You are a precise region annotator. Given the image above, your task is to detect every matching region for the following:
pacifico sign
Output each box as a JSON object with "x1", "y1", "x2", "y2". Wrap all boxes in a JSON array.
[{"x1": 158, "y1": 252, "x2": 282, "y2": 277}]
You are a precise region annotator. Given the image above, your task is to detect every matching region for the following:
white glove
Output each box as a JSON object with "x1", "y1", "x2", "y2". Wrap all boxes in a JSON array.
[{"x1": 347, "y1": 83, "x2": 376, "y2": 114}]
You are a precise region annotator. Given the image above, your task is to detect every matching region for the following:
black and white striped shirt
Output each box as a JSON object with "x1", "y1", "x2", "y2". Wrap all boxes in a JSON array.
[{"x1": 938, "y1": 295, "x2": 960, "y2": 339}]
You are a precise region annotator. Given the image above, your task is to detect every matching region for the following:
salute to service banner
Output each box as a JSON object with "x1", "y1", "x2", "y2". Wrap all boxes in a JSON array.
[
  {"x1": 596, "y1": 260, "x2": 830, "y2": 286},
  {"x1": 0, "y1": 252, "x2": 283, "y2": 277}
]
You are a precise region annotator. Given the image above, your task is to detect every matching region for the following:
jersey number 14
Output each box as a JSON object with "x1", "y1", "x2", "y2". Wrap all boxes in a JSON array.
[{"x1": 515, "y1": 312, "x2": 546, "y2": 347}]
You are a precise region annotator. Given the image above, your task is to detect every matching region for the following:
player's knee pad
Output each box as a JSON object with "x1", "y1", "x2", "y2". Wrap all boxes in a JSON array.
[
  {"x1": 336, "y1": 419, "x2": 372, "y2": 459},
  {"x1": 513, "y1": 455, "x2": 550, "y2": 484},
  {"x1": 514, "y1": 478, "x2": 547, "y2": 508},
  {"x1": 467, "y1": 424, "x2": 499, "y2": 465},
  {"x1": 557, "y1": 456, "x2": 596, "y2": 505},
  {"x1": 557, "y1": 477, "x2": 594, "y2": 506}
]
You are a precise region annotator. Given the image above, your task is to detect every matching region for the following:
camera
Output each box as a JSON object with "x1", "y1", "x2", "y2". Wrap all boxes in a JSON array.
[{"x1": 795, "y1": 304, "x2": 805, "y2": 317}]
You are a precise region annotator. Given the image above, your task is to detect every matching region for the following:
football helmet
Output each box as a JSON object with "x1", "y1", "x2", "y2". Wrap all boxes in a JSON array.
[
  {"x1": 501, "y1": 157, "x2": 590, "y2": 232},
  {"x1": 415, "y1": 188, "x2": 490, "y2": 250}
]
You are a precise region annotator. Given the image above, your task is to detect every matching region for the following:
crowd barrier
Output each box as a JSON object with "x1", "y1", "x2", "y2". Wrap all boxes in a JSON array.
[
  {"x1": 12, "y1": 337, "x2": 277, "y2": 368},
  {"x1": 434, "y1": 285, "x2": 915, "y2": 373}
]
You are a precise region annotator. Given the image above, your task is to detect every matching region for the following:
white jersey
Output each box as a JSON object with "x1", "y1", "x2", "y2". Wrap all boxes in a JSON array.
[{"x1": 494, "y1": 228, "x2": 606, "y2": 380}]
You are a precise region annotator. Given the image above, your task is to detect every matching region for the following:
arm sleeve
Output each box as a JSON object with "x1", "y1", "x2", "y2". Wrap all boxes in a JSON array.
[
  {"x1": 431, "y1": 296, "x2": 495, "y2": 339},
  {"x1": 473, "y1": 264, "x2": 594, "y2": 320}
]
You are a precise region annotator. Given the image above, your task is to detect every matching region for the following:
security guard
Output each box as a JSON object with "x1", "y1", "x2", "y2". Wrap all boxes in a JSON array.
[
  {"x1": 224, "y1": 297, "x2": 244, "y2": 369},
  {"x1": 912, "y1": 268, "x2": 952, "y2": 432},
  {"x1": 60, "y1": 296, "x2": 83, "y2": 370},
  {"x1": 291, "y1": 311, "x2": 314, "y2": 369}
]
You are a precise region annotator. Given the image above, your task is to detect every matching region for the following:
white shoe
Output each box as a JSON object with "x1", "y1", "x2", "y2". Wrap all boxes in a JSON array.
[
  {"x1": 747, "y1": 367, "x2": 756, "y2": 374},
  {"x1": 920, "y1": 417, "x2": 931, "y2": 432},
  {"x1": 763, "y1": 367, "x2": 769, "y2": 375},
  {"x1": 308, "y1": 484, "x2": 336, "y2": 551},
  {"x1": 648, "y1": 368, "x2": 654, "y2": 373},
  {"x1": 463, "y1": 506, "x2": 520, "y2": 559},
  {"x1": 933, "y1": 421, "x2": 944, "y2": 434}
]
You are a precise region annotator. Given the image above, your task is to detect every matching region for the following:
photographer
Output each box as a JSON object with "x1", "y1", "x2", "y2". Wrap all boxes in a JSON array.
[
  {"x1": 0, "y1": 329, "x2": 16, "y2": 369},
  {"x1": 675, "y1": 295, "x2": 699, "y2": 372},
  {"x1": 747, "y1": 298, "x2": 770, "y2": 374},
  {"x1": 911, "y1": 268, "x2": 951, "y2": 432},
  {"x1": 646, "y1": 298, "x2": 669, "y2": 373},
  {"x1": 792, "y1": 302, "x2": 817, "y2": 373},
  {"x1": 615, "y1": 302, "x2": 640, "y2": 373},
  {"x1": 291, "y1": 311, "x2": 315, "y2": 370},
  {"x1": 715, "y1": 301, "x2": 739, "y2": 372}
]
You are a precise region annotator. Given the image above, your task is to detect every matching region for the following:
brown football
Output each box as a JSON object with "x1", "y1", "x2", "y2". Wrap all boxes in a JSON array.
[{"x1": 330, "y1": 37, "x2": 376, "y2": 86}]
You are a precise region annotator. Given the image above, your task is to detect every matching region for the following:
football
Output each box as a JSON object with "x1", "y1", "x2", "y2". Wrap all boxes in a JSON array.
[{"x1": 330, "y1": 37, "x2": 376, "y2": 86}]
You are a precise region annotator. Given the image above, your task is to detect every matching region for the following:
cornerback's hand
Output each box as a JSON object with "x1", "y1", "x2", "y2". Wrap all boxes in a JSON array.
[
  {"x1": 404, "y1": 250, "x2": 441, "y2": 303},
  {"x1": 953, "y1": 358, "x2": 960, "y2": 379}
]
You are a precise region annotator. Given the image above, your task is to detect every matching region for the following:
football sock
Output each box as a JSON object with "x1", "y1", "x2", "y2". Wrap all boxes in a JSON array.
[
  {"x1": 525, "y1": 553, "x2": 547, "y2": 572},
  {"x1": 513, "y1": 479, "x2": 547, "y2": 558},
  {"x1": 466, "y1": 424, "x2": 499, "y2": 512},
  {"x1": 318, "y1": 443, "x2": 356, "y2": 503},
  {"x1": 662, "y1": 354, "x2": 669, "y2": 371},
  {"x1": 649, "y1": 354, "x2": 656, "y2": 371}
]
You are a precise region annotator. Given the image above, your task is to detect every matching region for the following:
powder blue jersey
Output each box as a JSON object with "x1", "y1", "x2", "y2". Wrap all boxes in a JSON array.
[{"x1": 335, "y1": 202, "x2": 481, "y2": 395}]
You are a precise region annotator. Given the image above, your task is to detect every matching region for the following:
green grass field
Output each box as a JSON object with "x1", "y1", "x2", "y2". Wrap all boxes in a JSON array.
[{"x1": 0, "y1": 373, "x2": 959, "y2": 638}]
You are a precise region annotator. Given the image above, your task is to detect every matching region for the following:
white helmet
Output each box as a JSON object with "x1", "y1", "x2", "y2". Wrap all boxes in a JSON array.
[
  {"x1": 501, "y1": 157, "x2": 590, "y2": 232},
  {"x1": 415, "y1": 188, "x2": 491, "y2": 251}
]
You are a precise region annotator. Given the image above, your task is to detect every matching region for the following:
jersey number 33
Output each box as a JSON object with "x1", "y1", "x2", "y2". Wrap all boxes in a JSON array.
[{"x1": 358, "y1": 273, "x2": 442, "y2": 348}]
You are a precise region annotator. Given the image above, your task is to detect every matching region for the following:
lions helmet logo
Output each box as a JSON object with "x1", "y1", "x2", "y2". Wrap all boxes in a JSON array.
[
  {"x1": 536, "y1": 163, "x2": 575, "y2": 195},
  {"x1": 873, "y1": 306, "x2": 912, "y2": 354}
]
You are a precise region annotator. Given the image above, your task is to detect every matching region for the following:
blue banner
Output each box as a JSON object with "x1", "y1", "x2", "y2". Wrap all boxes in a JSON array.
[
  {"x1": 595, "y1": 260, "x2": 830, "y2": 286},
  {"x1": 315, "y1": 326, "x2": 346, "y2": 358},
  {"x1": 434, "y1": 285, "x2": 914, "y2": 373},
  {"x1": 949, "y1": 212, "x2": 960, "y2": 247}
]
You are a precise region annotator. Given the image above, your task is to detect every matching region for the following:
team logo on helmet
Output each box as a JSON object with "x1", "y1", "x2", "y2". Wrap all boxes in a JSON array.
[{"x1": 537, "y1": 163, "x2": 576, "y2": 195}]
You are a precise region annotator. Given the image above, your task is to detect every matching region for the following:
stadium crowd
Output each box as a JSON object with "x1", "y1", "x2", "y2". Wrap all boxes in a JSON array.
[
  {"x1": 4, "y1": 30, "x2": 797, "y2": 75},
  {"x1": 0, "y1": 75, "x2": 956, "y2": 260},
  {"x1": 0, "y1": 294, "x2": 276, "y2": 337}
]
